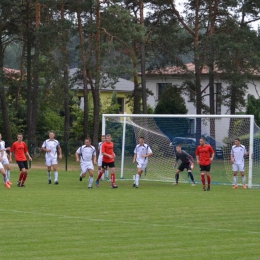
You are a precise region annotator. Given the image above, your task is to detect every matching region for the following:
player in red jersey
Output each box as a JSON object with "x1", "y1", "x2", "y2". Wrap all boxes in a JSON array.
[
  {"x1": 9, "y1": 134, "x2": 32, "y2": 187},
  {"x1": 95, "y1": 134, "x2": 118, "y2": 188},
  {"x1": 196, "y1": 137, "x2": 215, "y2": 191}
]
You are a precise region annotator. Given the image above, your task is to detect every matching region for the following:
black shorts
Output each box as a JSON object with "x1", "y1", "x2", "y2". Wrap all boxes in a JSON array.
[
  {"x1": 102, "y1": 161, "x2": 115, "y2": 169},
  {"x1": 16, "y1": 161, "x2": 28, "y2": 171},
  {"x1": 178, "y1": 162, "x2": 191, "y2": 171},
  {"x1": 200, "y1": 164, "x2": 211, "y2": 172}
]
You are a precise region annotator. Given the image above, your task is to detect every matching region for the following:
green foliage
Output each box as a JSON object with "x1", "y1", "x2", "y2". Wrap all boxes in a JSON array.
[
  {"x1": 154, "y1": 85, "x2": 188, "y2": 114},
  {"x1": 246, "y1": 94, "x2": 260, "y2": 126}
]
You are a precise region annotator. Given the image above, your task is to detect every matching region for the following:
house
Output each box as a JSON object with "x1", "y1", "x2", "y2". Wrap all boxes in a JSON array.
[
  {"x1": 144, "y1": 63, "x2": 260, "y2": 114},
  {"x1": 70, "y1": 68, "x2": 134, "y2": 114},
  {"x1": 143, "y1": 63, "x2": 260, "y2": 142}
]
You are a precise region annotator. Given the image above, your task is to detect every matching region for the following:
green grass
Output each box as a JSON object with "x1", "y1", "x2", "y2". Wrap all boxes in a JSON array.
[{"x1": 1, "y1": 161, "x2": 260, "y2": 260}]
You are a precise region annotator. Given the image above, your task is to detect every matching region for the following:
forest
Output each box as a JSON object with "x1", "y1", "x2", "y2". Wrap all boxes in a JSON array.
[{"x1": 1, "y1": 0, "x2": 260, "y2": 147}]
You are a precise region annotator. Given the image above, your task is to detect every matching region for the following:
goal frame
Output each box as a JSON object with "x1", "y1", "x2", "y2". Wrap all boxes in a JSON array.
[{"x1": 102, "y1": 114, "x2": 254, "y2": 188}]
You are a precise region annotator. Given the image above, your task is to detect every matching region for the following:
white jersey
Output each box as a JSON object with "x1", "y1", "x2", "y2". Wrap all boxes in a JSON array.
[
  {"x1": 231, "y1": 145, "x2": 247, "y2": 164},
  {"x1": 42, "y1": 139, "x2": 60, "y2": 159},
  {"x1": 134, "y1": 143, "x2": 152, "y2": 164},
  {"x1": 76, "y1": 145, "x2": 96, "y2": 163},
  {"x1": 0, "y1": 140, "x2": 8, "y2": 159},
  {"x1": 98, "y1": 141, "x2": 104, "y2": 160}
]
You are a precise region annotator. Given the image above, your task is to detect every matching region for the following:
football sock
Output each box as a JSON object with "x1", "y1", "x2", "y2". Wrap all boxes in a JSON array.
[
  {"x1": 89, "y1": 176, "x2": 93, "y2": 186},
  {"x1": 19, "y1": 172, "x2": 24, "y2": 182},
  {"x1": 175, "y1": 173, "x2": 179, "y2": 183},
  {"x1": 3, "y1": 175, "x2": 7, "y2": 183},
  {"x1": 111, "y1": 173, "x2": 115, "y2": 185},
  {"x1": 6, "y1": 170, "x2": 10, "y2": 181},
  {"x1": 47, "y1": 171, "x2": 51, "y2": 181},
  {"x1": 21, "y1": 174, "x2": 27, "y2": 185},
  {"x1": 207, "y1": 175, "x2": 211, "y2": 187},
  {"x1": 105, "y1": 170, "x2": 109, "y2": 178},
  {"x1": 54, "y1": 171, "x2": 58, "y2": 182},
  {"x1": 97, "y1": 171, "x2": 103, "y2": 181},
  {"x1": 242, "y1": 176, "x2": 246, "y2": 185},
  {"x1": 135, "y1": 174, "x2": 140, "y2": 186},
  {"x1": 234, "y1": 176, "x2": 238, "y2": 185},
  {"x1": 189, "y1": 172, "x2": 195, "y2": 183},
  {"x1": 201, "y1": 173, "x2": 205, "y2": 186}
]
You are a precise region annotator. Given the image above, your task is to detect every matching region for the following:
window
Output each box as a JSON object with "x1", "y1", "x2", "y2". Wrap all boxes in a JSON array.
[
  {"x1": 215, "y1": 83, "x2": 222, "y2": 115},
  {"x1": 157, "y1": 83, "x2": 172, "y2": 101},
  {"x1": 117, "y1": 98, "x2": 125, "y2": 113},
  {"x1": 188, "y1": 88, "x2": 196, "y2": 102},
  {"x1": 189, "y1": 119, "x2": 195, "y2": 135}
]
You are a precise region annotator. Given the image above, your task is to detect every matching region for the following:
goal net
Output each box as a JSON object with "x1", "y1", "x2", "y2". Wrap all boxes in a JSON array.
[{"x1": 102, "y1": 114, "x2": 258, "y2": 188}]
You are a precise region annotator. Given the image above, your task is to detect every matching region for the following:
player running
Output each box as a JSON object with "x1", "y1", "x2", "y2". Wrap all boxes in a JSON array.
[
  {"x1": 173, "y1": 145, "x2": 196, "y2": 186},
  {"x1": 97, "y1": 135, "x2": 109, "y2": 180},
  {"x1": 196, "y1": 137, "x2": 215, "y2": 191},
  {"x1": 10, "y1": 133, "x2": 32, "y2": 187},
  {"x1": 95, "y1": 134, "x2": 118, "y2": 188},
  {"x1": 0, "y1": 142, "x2": 10, "y2": 189},
  {"x1": 132, "y1": 137, "x2": 153, "y2": 188},
  {"x1": 41, "y1": 131, "x2": 62, "y2": 185},
  {"x1": 0, "y1": 133, "x2": 12, "y2": 185},
  {"x1": 231, "y1": 138, "x2": 249, "y2": 189},
  {"x1": 76, "y1": 137, "x2": 97, "y2": 189}
]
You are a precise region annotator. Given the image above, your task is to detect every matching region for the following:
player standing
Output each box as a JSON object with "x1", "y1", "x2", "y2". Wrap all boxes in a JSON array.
[
  {"x1": 95, "y1": 134, "x2": 118, "y2": 188},
  {"x1": 196, "y1": 137, "x2": 215, "y2": 191},
  {"x1": 97, "y1": 135, "x2": 109, "y2": 180},
  {"x1": 231, "y1": 138, "x2": 249, "y2": 189},
  {"x1": 41, "y1": 131, "x2": 62, "y2": 185},
  {"x1": 173, "y1": 145, "x2": 196, "y2": 186},
  {"x1": 9, "y1": 133, "x2": 32, "y2": 187},
  {"x1": 0, "y1": 133, "x2": 12, "y2": 185},
  {"x1": 75, "y1": 137, "x2": 97, "y2": 189},
  {"x1": 132, "y1": 137, "x2": 153, "y2": 188}
]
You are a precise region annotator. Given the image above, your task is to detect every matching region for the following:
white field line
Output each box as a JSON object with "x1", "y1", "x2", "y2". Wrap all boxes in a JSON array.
[{"x1": 0, "y1": 208, "x2": 259, "y2": 234}]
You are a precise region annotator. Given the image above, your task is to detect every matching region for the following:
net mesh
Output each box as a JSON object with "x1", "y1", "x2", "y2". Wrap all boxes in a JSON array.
[{"x1": 104, "y1": 115, "x2": 260, "y2": 187}]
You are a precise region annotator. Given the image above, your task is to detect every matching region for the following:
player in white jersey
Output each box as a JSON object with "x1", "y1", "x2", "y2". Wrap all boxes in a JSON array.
[
  {"x1": 132, "y1": 137, "x2": 153, "y2": 188},
  {"x1": 0, "y1": 133, "x2": 12, "y2": 185},
  {"x1": 41, "y1": 131, "x2": 62, "y2": 185},
  {"x1": 97, "y1": 135, "x2": 109, "y2": 180},
  {"x1": 0, "y1": 140, "x2": 10, "y2": 189},
  {"x1": 75, "y1": 137, "x2": 97, "y2": 189},
  {"x1": 230, "y1": 138, "x2": 249, "y2": 189}
]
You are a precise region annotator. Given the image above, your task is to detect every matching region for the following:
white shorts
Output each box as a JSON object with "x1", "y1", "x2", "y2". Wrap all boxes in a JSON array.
[
  {"x1": 0, "y1": 162, "x2": 3, "y2": 169},
  {"x1": 81, "y1": 162, "x2": 94, "y2": 173},
  {"x1": 1, "y1": 157, "x2": 9, "y2": 165},
  {"x1": 137, "y1": 161, "x2": 148, "y2": 171},
  {"x1": 98, "y1": 156, "x2": 103, "y2": 167},
  {"x1": 232, "y1": 163, "x2": 245, "y2": 172},
  {"x1": 45, "y1": 157, "x2": 58, "y2": 166}
]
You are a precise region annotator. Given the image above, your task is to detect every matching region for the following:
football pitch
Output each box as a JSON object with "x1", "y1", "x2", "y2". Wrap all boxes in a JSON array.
[{"x1": 1, "y1": 161, "x2": 260, "y2": 260}]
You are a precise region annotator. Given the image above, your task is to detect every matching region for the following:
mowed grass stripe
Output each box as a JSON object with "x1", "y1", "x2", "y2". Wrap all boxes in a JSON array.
[{"x1": 0, "y1": 169, "x2": 260, "y2": 260}]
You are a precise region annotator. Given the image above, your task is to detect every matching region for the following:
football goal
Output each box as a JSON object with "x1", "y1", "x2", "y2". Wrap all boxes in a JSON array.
[{"x1": 102, "y1": 114, "x2": 259, "y2": 188}]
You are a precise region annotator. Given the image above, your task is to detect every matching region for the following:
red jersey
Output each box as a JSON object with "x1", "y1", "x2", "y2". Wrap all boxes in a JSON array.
[
  {"x1": 10, "y1": 141, "x2": 28, "y2": 161},
  {"x1": 196, "y1": 144, "x2": 214, "y2": 166},
  {"x1": 102, "y1": 141, "x2": 115, "y2": 163}
]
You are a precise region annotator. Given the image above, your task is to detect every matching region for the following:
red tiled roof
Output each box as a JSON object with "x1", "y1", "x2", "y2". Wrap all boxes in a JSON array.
[{"x1": 3, "y1": 67, "x2": 20, "y2": 77}]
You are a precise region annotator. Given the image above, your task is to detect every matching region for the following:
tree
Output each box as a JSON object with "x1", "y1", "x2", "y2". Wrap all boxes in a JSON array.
[
  {"x1": 246, "y1": 95, "x2": 260, "y2": 127},
  {"x1": 154, "y1": 85, "x2": 187, "y2": 114}
]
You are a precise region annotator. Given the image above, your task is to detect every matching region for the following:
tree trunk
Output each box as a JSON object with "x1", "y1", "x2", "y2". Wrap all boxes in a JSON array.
[
  {"x1": 133, "y1": 41, "x2": 140, "y2": 114},
  {"x1": 26, "y1": 0, "x2": 32, "y2": 139},
  {"x1": 139, "y1": 0, "x2": 147, "y2": 114},
  {"x1": 76, "y1": 2, "x2": 89, "y2": 138},
  {"x1": 31, "y1": 2, "x2": 41, "y2": 142},
  {"x1": 0, "y1": 36, "x2": 12, "y2": 141},
  {"x1": 61, "y1": 2, "x2": 70, "y2": 142}
]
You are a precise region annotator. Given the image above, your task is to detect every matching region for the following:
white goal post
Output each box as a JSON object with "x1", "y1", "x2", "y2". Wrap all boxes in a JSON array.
[{"x1": 102, "y1": 114, "x2": 255, "y2": 188}]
